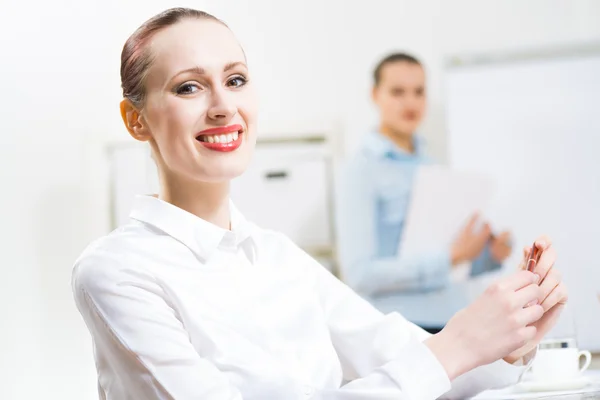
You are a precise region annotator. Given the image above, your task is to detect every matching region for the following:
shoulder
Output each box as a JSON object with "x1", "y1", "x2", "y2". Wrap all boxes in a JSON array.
[
  {"x1": 344, "y1": 145, "x2": 378, "y2": 169},
  {"x1": 334, "y1": 153, "x2": 380, "y2": 203},
  {"x1": 71, "y1": 223, "x2": 156, "y2": 299},
  {"x1": 251, "y1": 224, "x2": 300, "y2": 254},
  {"x1": 249, "y1": 224, "x2": 318, "y2": 268},
  {"x1": 337, "y1": 149, "x2": 378, "y2": 188}
]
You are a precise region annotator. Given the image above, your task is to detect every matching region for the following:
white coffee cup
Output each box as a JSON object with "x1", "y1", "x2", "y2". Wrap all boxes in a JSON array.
[{"x1": 526, "y1": 338, "x2": 591, "y2": 381}]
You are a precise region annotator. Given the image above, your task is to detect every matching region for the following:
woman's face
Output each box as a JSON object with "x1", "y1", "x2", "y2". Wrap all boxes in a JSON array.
[
  {"x1": 372, "y1": 61, "x2": 426, "y2": 137},
  {"x1": 129, "y1": 19, "x2": 258, "y2": 183}
]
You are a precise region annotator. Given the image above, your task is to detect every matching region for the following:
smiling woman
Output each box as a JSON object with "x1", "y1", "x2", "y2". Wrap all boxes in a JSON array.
[
  {"x1": 71, "y1": 7, "x2": 568, "y2": 400},
  {"x1": 120, "y1": 9, "x2": 257, "y2": 191}
]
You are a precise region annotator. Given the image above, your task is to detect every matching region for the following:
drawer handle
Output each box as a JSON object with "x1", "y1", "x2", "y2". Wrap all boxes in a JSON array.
[{"x1": 265, "y1": 171, "x2": 288, "y2": 179}]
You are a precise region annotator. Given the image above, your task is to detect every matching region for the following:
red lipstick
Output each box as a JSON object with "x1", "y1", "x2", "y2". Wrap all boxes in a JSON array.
[{"x1": 196, "y1": 124, "x2": 243, "y2": 152}]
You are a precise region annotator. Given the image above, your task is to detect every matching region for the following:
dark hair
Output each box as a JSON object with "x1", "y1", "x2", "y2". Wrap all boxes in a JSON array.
[
  {"x1": 120, "y1": 8, "x2": 226, "y2": 108},
  {"x1": 373, "y1": 52, "x2": 422, "y2": 86}
]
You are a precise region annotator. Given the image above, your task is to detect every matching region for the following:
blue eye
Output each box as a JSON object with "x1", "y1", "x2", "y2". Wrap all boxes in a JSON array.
[
  {"x1": 227, "y1": 76, "x2": 247, "y2": 88},
  {"x1": 176, "y1": 83, "x2": 199, "y2": 95}
]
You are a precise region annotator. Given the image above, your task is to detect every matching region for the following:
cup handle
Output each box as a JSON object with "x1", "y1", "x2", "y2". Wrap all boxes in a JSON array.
[
  {"x1": 517, "y1": 352, "x2": 537, "y2": 383},
  {"x1": 579, "y1": 350, "x2": 592, "y2": 373},
  {"x1": 517, "y1": 362, "x2": 533, "y2": 383}
]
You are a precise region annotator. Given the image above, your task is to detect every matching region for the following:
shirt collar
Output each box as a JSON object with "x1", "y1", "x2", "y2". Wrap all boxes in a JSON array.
[
  {"x1": 362, "y1": 130, "x2": 426, "y2": 160},
  {"x1": 129, "y1": 195, "x2": 257, "y2": 262}
]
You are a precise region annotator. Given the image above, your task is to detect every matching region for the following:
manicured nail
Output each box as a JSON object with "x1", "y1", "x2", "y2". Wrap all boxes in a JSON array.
[{"x1": 527, "y1": 299, "x2": 539, "y2": 307}]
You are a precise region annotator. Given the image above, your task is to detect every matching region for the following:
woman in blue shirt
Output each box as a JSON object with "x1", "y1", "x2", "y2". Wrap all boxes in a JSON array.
[{"x1": 335, "y1": 53, "x2": 513, "y2": 325}]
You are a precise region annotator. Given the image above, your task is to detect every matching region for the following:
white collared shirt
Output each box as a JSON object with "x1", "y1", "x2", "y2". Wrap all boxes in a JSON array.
[{"x1": 72, "y1": 195, "x2": 527, "y2": 400}]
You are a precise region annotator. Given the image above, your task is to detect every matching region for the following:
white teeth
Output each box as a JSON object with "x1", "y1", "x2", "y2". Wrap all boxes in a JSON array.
[{"x1": 199, "y1": 131, "x2": 241, "y2": 144}]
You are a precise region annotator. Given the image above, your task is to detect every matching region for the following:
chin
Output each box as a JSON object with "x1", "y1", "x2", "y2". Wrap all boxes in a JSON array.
[
  {"x1": 394, "y1": 123, "x2": 419, "y2": 136},
  {"x1": 196, "y1": 160, "x2": 251, "y2": 183}
]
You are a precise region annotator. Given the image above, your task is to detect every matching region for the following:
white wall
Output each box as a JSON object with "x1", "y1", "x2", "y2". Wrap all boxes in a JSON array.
[{"x1": 1, "y1": 0, "x2": 599, "y2": 398}]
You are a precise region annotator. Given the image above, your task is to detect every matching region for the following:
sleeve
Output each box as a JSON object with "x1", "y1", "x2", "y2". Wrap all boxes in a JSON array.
[
  {"x1": 71, "y1": 248, "x2": 304, "y2": 400},
  {"x1": 333, "y1": 157, "x2": 451, "y2": 296},
  {"x1": 439, "y1": 354, "x2": 534, "y2": 400},
  {"x1": 295, "y1": 244, "x2": 533, "y2": 400}
]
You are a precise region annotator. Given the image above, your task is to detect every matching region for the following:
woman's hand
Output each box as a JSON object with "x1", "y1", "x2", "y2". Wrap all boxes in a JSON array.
[
  {"x1": 425, "y1": 269, "x2": 543, "y2": 380},
  {"x1": 426, "y1": 235, "x2": 569, "y2": 380},
  {"x1": 490, "y1": 231, "x2": 513, "y2": 263},
  {"x1": 451, "y1": 213, "x2": 492, "y2": 266},
  {"x1": 503, "y1": 237, "x2": 568, "y2": 363}
]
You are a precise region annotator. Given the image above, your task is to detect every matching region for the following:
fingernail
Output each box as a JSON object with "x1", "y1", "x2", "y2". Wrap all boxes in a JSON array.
[
  {"x1": 527, "y1": 299, "x2": 539, "y2": 307},
  {"x1": 534, "y1": 274, "x2": 541, "y2": 283}
]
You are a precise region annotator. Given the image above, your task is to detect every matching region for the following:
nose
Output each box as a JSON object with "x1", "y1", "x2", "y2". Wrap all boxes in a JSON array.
[
  {"x1": 207, "y1": 87, "x2": 236, "y2": 121},
  {"x1": 405, "y1": 94, "x2": 420, "y2": 107}
]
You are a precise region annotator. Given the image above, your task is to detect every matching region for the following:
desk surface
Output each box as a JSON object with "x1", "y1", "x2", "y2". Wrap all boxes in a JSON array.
[
  {"x1": 472, "y1": 388, "x2": 600, "y2": 399},
  {"x1": 472, "y1": 370, "x2": 600, "y2": 399},
  {"x1": 502, "y1": 393, "x2": 600, "y2": 399}
]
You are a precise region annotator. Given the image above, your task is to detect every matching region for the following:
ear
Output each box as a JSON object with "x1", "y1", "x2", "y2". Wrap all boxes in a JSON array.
[
  {"x1": 120, "y1": 99, "x2": 151, "y2": 142},
  {"x1": 371, "y1": 85, "x2": 379, "y2": 103}
]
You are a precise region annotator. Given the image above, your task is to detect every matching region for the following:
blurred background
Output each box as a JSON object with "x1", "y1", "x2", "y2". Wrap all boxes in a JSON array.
[{"x1": 2, "y1": 0, "x2": 600, "y2": 398}]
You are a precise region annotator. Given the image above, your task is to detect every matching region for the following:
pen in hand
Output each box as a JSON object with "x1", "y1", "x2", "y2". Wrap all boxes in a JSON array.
[
  {"x1": 525, "y1": 242, "x2": 543, "y2": 273},
  {"x1": 523, "y1": 242, "x2": 543, "y2": 308}
]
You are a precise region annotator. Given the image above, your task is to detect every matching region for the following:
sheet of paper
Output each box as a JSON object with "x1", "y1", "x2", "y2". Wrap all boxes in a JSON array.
[{"x1": 398, "y1": 165, "x2": 496, "y2": 281}]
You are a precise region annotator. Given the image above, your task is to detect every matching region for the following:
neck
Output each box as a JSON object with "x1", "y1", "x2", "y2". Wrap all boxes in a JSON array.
[
  {"x1": 379, "y1": 124, "x2": 415, "y2": 154},
  {"x1": 158, "y1": 170, "x2": 231, "y2": 230}
]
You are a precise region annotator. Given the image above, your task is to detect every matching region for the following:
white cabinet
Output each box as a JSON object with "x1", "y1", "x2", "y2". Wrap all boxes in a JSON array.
[{"x1": 230, "y1": 140, "x2": 334, "y2": 256}]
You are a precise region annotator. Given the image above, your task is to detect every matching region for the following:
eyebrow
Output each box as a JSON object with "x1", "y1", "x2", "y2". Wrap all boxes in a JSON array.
[{"x1": 170, "y1": 61, "x2": 247, "y2": 82}]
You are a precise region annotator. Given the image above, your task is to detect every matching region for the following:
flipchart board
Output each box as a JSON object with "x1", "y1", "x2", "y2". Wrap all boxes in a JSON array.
[{"x1": 444, "y1": 46, "x2": 600, "y2": 351}]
